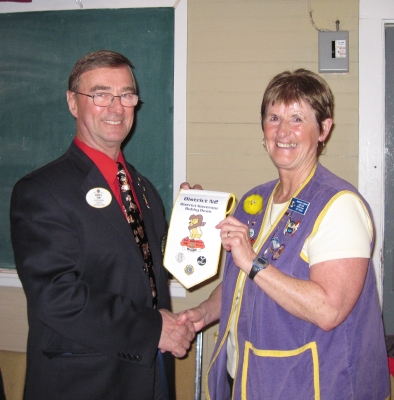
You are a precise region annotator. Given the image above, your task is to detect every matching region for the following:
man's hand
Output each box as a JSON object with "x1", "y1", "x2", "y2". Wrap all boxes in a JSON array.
[
  {"x1": 158, "y1": 309, "x2": 195, "y2": 358},
  {"x1": 180, "y1": 182, "x2": 203, "y2": 190}
]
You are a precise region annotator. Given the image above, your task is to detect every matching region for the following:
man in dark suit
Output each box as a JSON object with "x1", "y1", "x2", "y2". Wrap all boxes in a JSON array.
[{"x1": 10, "y1": 50, "x2": 195, "y2": 400}]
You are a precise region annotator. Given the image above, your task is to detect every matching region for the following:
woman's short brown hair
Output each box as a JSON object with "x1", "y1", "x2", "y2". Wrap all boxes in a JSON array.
[
  {"x1": 261, "y1": 68, "x2": 333, "y2": 133},
  {"x1": 68, "y1": 50, "x2": 137, "y2": 93}
]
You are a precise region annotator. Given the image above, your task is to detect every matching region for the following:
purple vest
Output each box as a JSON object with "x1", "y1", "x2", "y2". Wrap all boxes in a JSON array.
[{"x1": 207, "y1": 164, "x2": 389, "y2": 400}]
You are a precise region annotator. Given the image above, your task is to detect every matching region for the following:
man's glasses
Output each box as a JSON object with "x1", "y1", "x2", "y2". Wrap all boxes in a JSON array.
[{"x1": 73, "y1": 91, "x2": 139, "y2": 107}]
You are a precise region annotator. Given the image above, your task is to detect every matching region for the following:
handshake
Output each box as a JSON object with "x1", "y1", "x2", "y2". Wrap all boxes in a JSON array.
[
  {"x1": 158, "y1": 282, "x2": 221, "y2": 358},
  {"x1": 157, "y1": 308, "x2": 203, "y2": 358}
]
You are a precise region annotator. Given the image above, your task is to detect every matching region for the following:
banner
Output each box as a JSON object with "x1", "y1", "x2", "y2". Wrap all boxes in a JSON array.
[{"x1": 164, "y1": 189, "x2": 235, "y2": 289}]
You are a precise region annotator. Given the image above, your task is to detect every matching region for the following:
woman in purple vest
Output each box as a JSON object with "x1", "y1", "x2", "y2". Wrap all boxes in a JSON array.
[{"x1": 179, "y1": 69, "x2": 390, "y2": 399}]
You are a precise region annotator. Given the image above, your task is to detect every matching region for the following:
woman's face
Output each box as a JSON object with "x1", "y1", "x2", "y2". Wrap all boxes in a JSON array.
[{"x1": 262, "y1": 100, "x2": 332, "y2": 174}]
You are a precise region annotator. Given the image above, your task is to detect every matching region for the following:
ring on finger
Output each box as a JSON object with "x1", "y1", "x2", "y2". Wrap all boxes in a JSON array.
[{"x1": 227, "y1": 231, "x2": 231, "y2": 237}]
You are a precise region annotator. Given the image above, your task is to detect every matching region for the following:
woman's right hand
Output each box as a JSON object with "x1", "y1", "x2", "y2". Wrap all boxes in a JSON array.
[
  {"x1": 176, "y1": 283, "x2": 222, "y2": 332},
  {"x1": 177, "y1": 306, "x2": 208, "y2": 333}
]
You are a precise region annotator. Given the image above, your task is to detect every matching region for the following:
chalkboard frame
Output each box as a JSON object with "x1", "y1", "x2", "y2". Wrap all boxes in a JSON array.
[{"x1": 0, "y1": 0, "x2": 187, "y2": 287}]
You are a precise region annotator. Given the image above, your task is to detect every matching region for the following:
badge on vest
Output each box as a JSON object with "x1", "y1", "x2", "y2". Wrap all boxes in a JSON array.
[
  {"x1": 288, "y1": 197, "x2": 310, "y2": 215},
  {"x1": 269, "y1": 237, "x2": 285, "y2": 260},
  {"x1": 284, "y1": 217, "x2": 300, "y2": 236},
  {"x1": 86, "y1": 188, "x2": 112, "y2": 208}
]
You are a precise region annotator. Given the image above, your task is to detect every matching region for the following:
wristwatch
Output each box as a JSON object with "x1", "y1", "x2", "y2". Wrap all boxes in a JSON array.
[{"x1": 249, "y1": 256, "x2": 269, "y2": 280}]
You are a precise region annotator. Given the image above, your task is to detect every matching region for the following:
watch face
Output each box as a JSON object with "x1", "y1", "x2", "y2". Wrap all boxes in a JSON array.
[
  {"x1": 257, "y1": 257, "x2": 268, "y2": 266},
  {"x1": 250, "y1": 256, "x2": 269, "y2": 280}
]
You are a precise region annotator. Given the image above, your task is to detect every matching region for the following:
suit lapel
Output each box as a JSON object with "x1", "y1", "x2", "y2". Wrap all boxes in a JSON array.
[
  {"x1": 66, "y1": 143, "x2": 142, "y2": 257},
  {"x1": 82, "y1": 169, "x2": 138, "y2": 245}
]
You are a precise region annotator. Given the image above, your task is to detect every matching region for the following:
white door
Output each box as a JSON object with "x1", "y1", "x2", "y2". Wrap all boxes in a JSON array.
[{"x1": 383, "y1": 24, "x2": 394, "y2": 334}]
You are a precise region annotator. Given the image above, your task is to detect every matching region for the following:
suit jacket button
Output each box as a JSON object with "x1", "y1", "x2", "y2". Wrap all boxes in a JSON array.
[{"x1": 135, "y1": 355, "x2": 142, "y2": 362}]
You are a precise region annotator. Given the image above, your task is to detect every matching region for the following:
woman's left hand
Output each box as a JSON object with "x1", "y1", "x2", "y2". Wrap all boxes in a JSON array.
[{"x1": 216, "y1": 216, "x2": 256, "y2": 274}]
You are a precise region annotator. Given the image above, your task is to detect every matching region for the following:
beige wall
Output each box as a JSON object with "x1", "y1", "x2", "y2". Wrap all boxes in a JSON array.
[
  {"x1": 0, "y1": 287, "x2": 27, "y2": 400},
  {"x1": 174, "y1": 0, "x2": 359, "y2": 399},
  {"x1": 186, "y1": 0, "x2": 359, "y2": 199},
  {"x1": 0, "y1": 1, "x2": 360, "y2": 399}
]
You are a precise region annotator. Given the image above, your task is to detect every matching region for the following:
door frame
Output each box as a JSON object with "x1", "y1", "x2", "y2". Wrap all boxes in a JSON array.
[{"x1": 359, "y1": 0, "x2": 394, "y2": 306}]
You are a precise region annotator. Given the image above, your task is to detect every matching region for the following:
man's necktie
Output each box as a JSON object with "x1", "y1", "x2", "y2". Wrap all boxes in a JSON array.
[{"x1": 116, "y1": 162, "x2": 158, "y2": 308}]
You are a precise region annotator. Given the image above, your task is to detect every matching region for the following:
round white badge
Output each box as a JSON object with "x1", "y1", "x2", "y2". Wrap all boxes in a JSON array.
[{"x1": 86, "y1": 188, "x2": 112, "y2": 208}]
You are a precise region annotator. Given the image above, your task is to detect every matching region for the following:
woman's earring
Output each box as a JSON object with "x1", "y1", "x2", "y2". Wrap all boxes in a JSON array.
[
  {"x1": 262, "y1": 138, "x2": 266, "y2": 148},
  {"x1": 317, "y1": 140, "x2": 326, "y2": 154}
]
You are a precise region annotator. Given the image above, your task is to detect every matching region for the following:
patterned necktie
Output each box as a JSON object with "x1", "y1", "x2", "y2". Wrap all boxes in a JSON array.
[{"x1": 116, "y1": 162, "x2": 158, "y2": 308}]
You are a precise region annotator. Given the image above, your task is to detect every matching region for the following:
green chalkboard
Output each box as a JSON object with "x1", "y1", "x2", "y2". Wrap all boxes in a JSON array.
[{"x1": 0, "y1": 8, "x2": 174, "y2": 269}]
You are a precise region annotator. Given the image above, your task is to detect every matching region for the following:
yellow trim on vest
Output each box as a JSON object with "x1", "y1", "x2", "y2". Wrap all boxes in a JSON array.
[
  {"x1": 300, "y1": 252, "x2": 308, "y2": 263},
  {"x1": 299, "y1": 190, "x2": 371, "y2": 263},
  {"x1": 231, "y1": 272, "x2": 247, "y2": 398},
  {"x1": 241, "y1": 341, "x2": 321, "y2": 400},
  {"x1": 253, "y1": 164, "x2": 316, "y2": 257},
  {"x1": 206, "y1": 270, "x2": 246, "y2": 400}
]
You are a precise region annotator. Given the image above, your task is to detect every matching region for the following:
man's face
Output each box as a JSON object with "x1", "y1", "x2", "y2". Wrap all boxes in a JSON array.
[{"x1": 67, "y1": 66, "x2": 135, "y2": 157}]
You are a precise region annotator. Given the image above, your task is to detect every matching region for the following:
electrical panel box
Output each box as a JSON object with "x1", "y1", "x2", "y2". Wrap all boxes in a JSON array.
[{"x1": 318, "y1": 31, "x2": 349, "y2": 73}]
